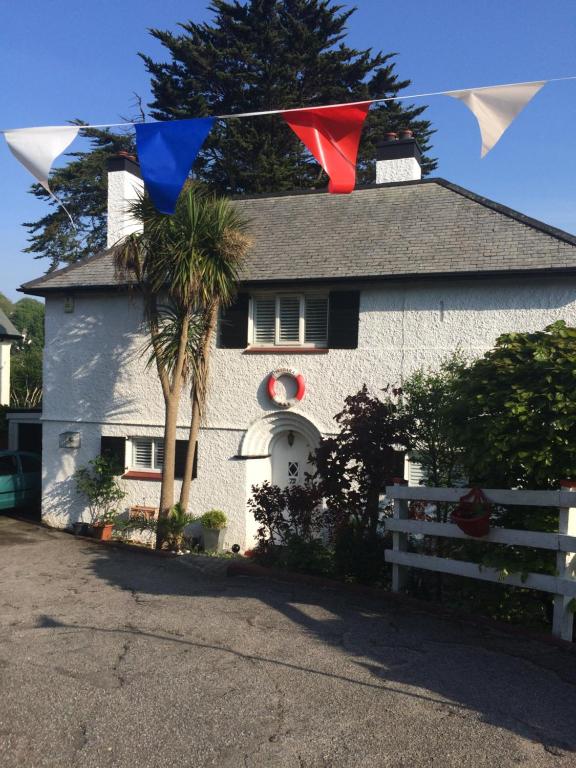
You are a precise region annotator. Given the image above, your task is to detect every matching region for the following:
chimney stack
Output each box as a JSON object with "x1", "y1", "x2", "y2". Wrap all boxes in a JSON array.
[
  {"x1": 106, "y1": 152, "x2": 144, "y2": 249},
  {"x1": 375, "y1": 130, "x2": 422, "y2": 184}
]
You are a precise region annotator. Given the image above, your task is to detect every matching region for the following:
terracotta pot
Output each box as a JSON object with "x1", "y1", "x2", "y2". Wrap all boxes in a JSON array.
[
  {"x1": 451, "y1": 511, "x2": 490, "y2": 538},
  {"x1": 93, "y1": 523, "x2": 114, "y2": 541}
]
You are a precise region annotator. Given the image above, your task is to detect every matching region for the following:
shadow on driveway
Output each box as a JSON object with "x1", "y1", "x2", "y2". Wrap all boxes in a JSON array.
[{"x1": 83, "y1": 542, "x2": 576, "y2": 756}]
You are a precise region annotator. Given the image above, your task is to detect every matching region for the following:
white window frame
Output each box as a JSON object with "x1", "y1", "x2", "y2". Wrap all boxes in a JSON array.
[
  {"x1": 128, "y1": 438, "x2": 164, "y2": 473},
  {"x1": 248, "y1": 293, "x2": 329, "y2": 348}
]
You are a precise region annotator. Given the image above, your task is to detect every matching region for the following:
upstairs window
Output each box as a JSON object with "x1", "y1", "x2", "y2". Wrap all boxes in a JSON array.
[{"x1": 250, "y1": 294, "x2": 329, "y2": 347}]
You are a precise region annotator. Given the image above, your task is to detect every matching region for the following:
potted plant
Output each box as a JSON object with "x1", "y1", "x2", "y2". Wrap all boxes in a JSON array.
[
  {"x1": 118, "y1": 503, "x2": 196, "y2": 553},
  {"x1": 450, "y1": 487, "x2": 492, "y2": 538},
  {"x1": 74, "y1": 454, "x2": 126, "y2": 540},
  {"x1": 200, "y1": 510, "x2": 227, "y2": 552}
]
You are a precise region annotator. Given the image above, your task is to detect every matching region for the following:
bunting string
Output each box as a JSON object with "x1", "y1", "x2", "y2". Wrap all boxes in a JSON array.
[{"x1": 2, "y1": 76, "x2": 575, "y2": 216}]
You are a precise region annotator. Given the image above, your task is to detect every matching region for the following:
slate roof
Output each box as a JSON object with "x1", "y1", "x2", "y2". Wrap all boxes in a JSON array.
[
  {"x1": 20, "y1": 178, "x2": 576, "y2": 296},
  {"x1": 0, "y1": 307, "x2": 21, "y2": 341}
]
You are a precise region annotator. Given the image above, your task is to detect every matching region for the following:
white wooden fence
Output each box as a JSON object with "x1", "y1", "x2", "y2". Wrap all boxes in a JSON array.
[{"x1": 384, "y1": 483, "x2": 576, "y2": 641}]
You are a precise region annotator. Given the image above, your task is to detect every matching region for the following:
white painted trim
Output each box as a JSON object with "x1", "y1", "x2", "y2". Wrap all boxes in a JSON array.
[
  {"x1": 385, "y1": 550, "x2": 576, "y2": 597},
  {"x1": 239, "y1": 411, "x2": 322, "y2": 457},
  {"x1": 386, "y1": 484, "x2": 574, "y2": 509},
  {"x1": 386, "y1": 518, "x2": 576, "y2": 552}
]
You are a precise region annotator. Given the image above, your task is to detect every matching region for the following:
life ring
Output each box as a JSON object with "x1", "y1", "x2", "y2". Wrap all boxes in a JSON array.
[{"x1": 267, "y1": 367, "x2": 305, "y2": 409}]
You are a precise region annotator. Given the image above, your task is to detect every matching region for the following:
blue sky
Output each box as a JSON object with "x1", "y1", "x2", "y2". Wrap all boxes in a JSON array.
[{"x1": 1, "y1": 0, "x2": 575, "y2": 301}]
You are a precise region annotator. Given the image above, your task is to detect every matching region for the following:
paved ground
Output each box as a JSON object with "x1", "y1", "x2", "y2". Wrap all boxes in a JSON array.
[{"x1": 1, "y1": 516, "x2": 576, "y2": 768}]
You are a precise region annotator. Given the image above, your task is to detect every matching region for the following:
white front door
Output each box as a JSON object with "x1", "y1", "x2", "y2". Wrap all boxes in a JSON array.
[{"x1": 271, "y1": 430, "x2": 313, "y2": 489}]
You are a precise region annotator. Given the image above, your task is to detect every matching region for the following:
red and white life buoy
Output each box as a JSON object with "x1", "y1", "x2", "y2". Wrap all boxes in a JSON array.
[{"x1": 267, "y1": 367, "x2": 305, "y2": 409}]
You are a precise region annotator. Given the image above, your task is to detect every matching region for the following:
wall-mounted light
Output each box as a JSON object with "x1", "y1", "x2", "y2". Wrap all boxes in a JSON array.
[
  {"x1": 287, "y1": 430, "x2": 295, "y2": 447},
  {"x1": 59, "y1": 431, "x2": 81, "y2": 449}
]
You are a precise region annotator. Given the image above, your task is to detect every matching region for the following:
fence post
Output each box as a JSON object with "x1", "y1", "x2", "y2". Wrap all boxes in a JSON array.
[
  {"x1": 552, "y1": 481, "x2": 576, "y2": 641},
  {"x1": 391, "y1": 478, "x2": 409, "y2": 592}
]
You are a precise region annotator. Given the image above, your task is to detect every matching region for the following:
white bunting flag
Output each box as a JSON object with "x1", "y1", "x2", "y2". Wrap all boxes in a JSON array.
[
  {"x1": 446, "y1": 82, "x2": 546, "y2": 157},
  {"x1": 4, "y1": 125, "x2": 80, "y2": 222}
]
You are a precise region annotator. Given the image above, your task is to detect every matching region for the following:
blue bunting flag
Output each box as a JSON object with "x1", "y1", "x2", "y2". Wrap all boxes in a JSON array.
[{"x1": 135, "y1": 118, "x2": 215, "y2": 214}]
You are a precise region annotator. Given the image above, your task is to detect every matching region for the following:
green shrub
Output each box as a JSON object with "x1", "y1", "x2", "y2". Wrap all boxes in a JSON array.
[
  {"x1": 201, "y1": 509, "x2": 227, "y2": 529},
  {"x1": 334, "y1": 523, "x2": 389, "y2": 586},
  {"x1": 74, "y1": 454, "x2": 126, "y2": 525}
]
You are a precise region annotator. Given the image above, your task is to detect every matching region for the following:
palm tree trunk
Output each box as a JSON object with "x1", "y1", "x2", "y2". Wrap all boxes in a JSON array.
[
  {"x1": 155, "y1": 315, "x2": 190, "y2": 549},
  {"x1": 179, "y1": 303, "x2": 219, "y2": 511}
]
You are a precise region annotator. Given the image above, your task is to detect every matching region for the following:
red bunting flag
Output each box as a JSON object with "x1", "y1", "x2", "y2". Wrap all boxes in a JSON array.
[{"x1": 281, "y1": 102, "x2": 371, "y2": 193}]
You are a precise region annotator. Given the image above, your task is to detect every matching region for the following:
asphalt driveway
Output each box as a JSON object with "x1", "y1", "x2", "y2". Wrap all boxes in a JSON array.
[{"x1": 1, "y1": 516, "x2": 576, "y2": 768}]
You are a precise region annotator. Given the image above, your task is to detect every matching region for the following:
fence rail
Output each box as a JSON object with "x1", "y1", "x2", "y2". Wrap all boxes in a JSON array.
[{"x1": 384, "y1": 483, "x2": 576, "y2": 642}]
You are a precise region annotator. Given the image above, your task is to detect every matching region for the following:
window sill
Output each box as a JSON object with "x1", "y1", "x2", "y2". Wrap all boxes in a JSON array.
[
  {"x1": 122, "y1": 470, "x2": 162, "y2": 481},
  {"x1": 243, "y1": 347, "x2": 329, "y2": 355}
]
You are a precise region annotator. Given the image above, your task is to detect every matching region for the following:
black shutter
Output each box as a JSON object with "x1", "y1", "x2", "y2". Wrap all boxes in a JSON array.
[
  {"x1": 100, "y1": 436, "x2": 126, "y2": 473},
  {"x1": 219, "y1": 293, "x2": 249, "y2": 348},
  {"x1": 175, "y1": 440, "x2": 198, "y2": 480},
  {"x1": 328, "y1": 291, "x2": 360, "y2": 349}
]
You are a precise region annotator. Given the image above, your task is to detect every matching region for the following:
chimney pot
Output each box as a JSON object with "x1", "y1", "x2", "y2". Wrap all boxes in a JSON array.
[
  {"x1": 383, "y1": 131, "x2": 399, "y2": 142},
  {"x1": 374, "y1": 133, "x2": 422, "y2": 185}
]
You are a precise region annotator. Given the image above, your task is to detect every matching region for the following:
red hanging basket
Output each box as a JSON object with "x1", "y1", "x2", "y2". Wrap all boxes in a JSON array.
[{"x1": 450, "y1": 487, "x2": 492, "y2": 538}]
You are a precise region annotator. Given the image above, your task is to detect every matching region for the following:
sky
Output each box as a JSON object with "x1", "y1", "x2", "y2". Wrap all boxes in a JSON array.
[{"x1": 1, "y1": 0, "x2": 575, "y2": 301}]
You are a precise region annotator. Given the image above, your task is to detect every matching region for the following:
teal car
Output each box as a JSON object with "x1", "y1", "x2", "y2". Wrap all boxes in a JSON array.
[{"x1": 0, "y1": 451, "x2": 41, "y2": 511}]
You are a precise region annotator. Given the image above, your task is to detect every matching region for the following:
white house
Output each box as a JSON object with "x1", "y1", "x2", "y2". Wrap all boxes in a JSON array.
[
  {"x1": 0, "y1": 307, "x2": 22, "y2": 407},
  {"x1": 20, "y1": 136, "x2": 576, "y2": 548}
]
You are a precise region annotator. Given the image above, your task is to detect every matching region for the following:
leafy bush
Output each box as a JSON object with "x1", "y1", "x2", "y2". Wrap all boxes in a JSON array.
[
  {"x1": 334, "y1": 523, "x2": 388, "y2": 585},
  {"x1": 278, "y1": 535, "x2": 333, "y2": 577},
  {"x1": 74, "y1": 455, "x2": 126, "y2": 525},
  {"x1": 455, "y1": 320, "x2": 576, "y2": 489},
  {"x1": 200, "y1": 509, "x2": 227, "y2": 529},
  {"x1": 312, "y1": 385, "x2": 409, "y2": 538},
  {"x1": 402, "y1": 355, "x2": 467, "y2": 487}
]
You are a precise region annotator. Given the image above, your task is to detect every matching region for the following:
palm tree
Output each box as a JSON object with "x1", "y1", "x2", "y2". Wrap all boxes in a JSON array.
[{"x1": 115, "y1": 184, "x2": 250, "y2": 547}]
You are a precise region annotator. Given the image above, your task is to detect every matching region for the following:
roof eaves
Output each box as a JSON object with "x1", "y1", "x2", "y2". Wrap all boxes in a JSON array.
[{"x1": 19, "y1": 246, "x2": 118, "y2": 292}]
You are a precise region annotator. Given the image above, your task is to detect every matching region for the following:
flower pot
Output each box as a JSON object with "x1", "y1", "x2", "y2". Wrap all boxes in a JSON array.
[
  {"x1": 451, "y1": 511, "x2": 490, "y2": 538},
  {"x1": 202, "y1": 527, "x2": 227, "y2": 553},
  {"x1": 72, "y1": 522, "x2": 90, "y2": 537},
  {"x1": 93, "y1": 523, "x2": 114, "y2": 541}
]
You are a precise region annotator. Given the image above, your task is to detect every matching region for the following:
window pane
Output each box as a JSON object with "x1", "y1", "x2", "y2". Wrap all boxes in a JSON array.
[
  {"x1": 253, "y1": 298, "x2": 275, "y2": 344},
  {"x1": 278, "y1": 296, "x2": 300, "y2": 343},
  {"x1": 305, "y1": 295, "x2": 328, "y2": 344},
  {"x1": 154, "y1": 441, "x2": 164, "y2": 470},
  {"x1": 133, "y1": 439, "x2": 153, "y2": 468}
]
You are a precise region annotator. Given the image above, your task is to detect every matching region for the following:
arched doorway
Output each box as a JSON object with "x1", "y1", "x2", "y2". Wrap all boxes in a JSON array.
[{"x1": 239, "y1": 412, "x2": 322, "y2": 547}]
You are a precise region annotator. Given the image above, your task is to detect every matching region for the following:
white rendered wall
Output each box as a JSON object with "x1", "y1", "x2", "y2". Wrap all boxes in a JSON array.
[
  {"x1": 41, "y1": 276, "x2": 576, "y2": 546},
  {"x1": 0, "y1": 342, "x2": 12, "y2": 406},
  {"x1": 107, "y1": 170, "x2": 144, "y2": 248},
  {"x1": 376, "y1": 157, "x2": 421, "y2": 184}
]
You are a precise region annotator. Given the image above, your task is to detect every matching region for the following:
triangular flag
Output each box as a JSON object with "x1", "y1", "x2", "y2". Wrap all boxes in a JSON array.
[
  {"x1": 4, "y1": 125, "x2": 80, "y2": 222},
  {"x1": 135, "y1": 118, "x2": 215, "y2": 214},
  {"x1": 446, "y1": 82, "x2": 545, "y2": 157},
  {"x1": 282, "y1": 103, "x2": 371, "y2": 193}
]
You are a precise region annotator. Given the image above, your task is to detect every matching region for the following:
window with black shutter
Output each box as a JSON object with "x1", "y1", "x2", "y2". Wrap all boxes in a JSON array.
[
  {"x1": 219, "y1": 293, "x2": 249, "y2": 348},
  {"x1": 174, "y1": 440, "x2": 198, "y2": 480},
  {"x1": 328, "y1": 291, "x2": 360, "y2": 349},
  {"x1": 100, "y1": 436, "x2": 126, "y2": 473}
]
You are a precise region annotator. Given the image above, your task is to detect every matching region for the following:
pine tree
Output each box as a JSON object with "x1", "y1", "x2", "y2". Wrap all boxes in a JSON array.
[
  {"x1": 142, "y1": 0, "x2": 436, "y2": 193},
  {"x1": 24, "y1": 123, "x2": 135, "y2": 271},
  {"x1": 25, "y1": 0, "x2": 436, "y2": 267}
]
